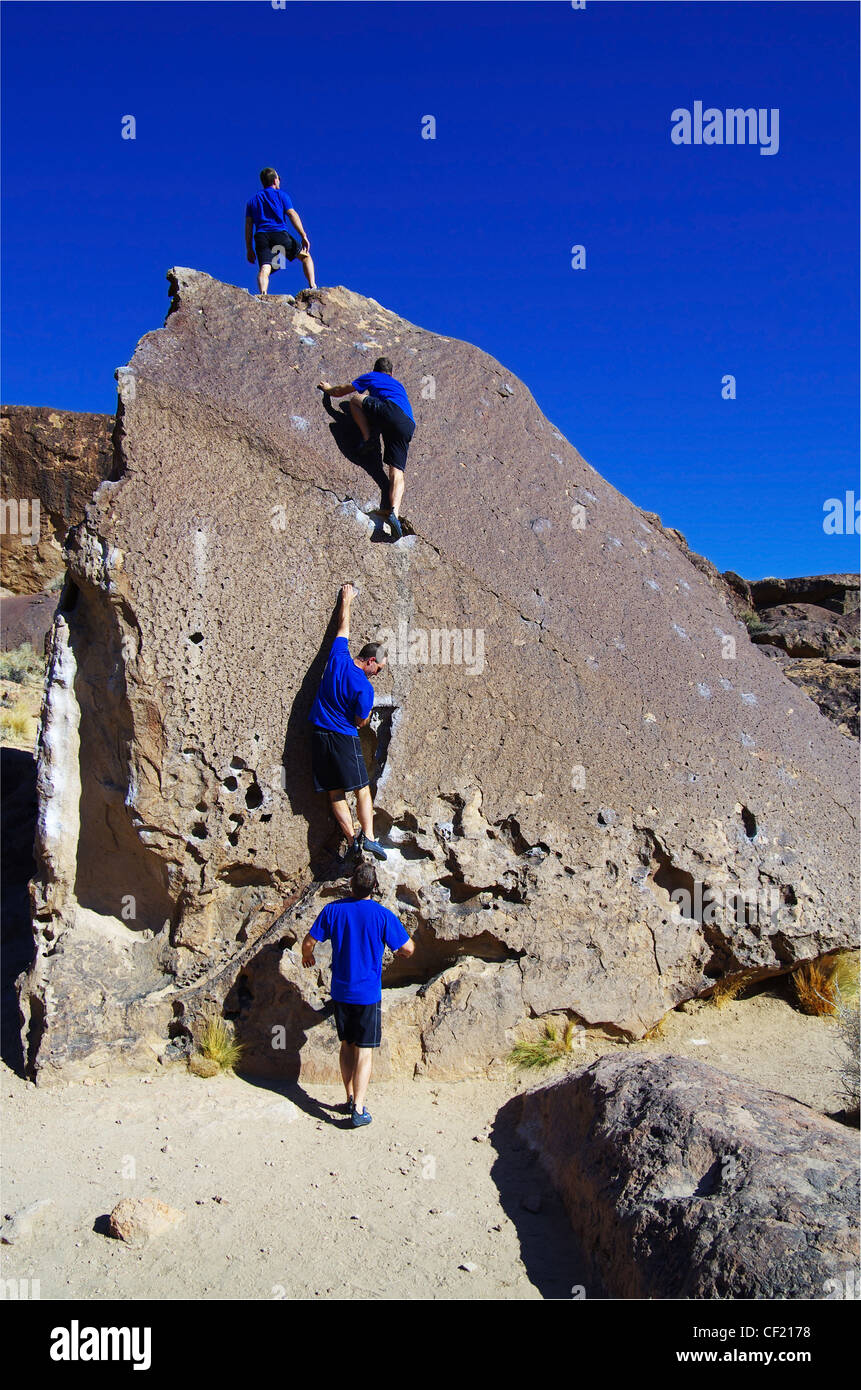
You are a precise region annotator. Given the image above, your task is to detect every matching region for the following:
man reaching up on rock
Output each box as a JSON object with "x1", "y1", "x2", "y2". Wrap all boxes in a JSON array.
[
  {"x1": 302, "y1": 861, "x2": 414, "y2": 1127},
  {"x1": 245, "y1": 167, "x2": 316, "y2": 295},
  {"x1": 309, "y1": 583, "x2": 389, "y2": 862},
  {"x1": 318, "y1": 357, "x2": 415, "y2": 542}
]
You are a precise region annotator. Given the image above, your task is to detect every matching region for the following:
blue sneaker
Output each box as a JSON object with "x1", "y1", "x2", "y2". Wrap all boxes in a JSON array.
[
  {"x1": 351, "y1": 1107, "x2": 372, "y2": 1128},
  {"x1": 388, "y1": 512, "x2": 403, "y2": 541},
  {"x1": 361, "y1": 835, "x2": 388, "y2": 861}
]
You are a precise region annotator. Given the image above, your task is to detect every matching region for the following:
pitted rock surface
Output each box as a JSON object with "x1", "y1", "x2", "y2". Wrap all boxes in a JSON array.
[
  {"x1": 517, "y1": 1053, "x2": 860, "y2": 1299},
  {"x1": 19, "y1": 270, "x2": 859, "y2": 1081}
]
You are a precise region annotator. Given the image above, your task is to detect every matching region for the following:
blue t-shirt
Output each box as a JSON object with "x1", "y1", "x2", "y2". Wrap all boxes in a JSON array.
[
  {"x1": 309, "y1": 637, "x2": 374, "y2": 737},
  {"x1": 352, "y1": 372, "x2": 414, "y2": 423},
  {"x1": 245, "y1": 187, "x2": 295, "y2": 233},
  {"x1": 310, "y1": 897, "x2": 409, "y2": 1003}
]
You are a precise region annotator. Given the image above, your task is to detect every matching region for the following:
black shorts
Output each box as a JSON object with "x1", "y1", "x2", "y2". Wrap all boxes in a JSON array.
[
  {"x1": 363, "y1": 396, "x2": 416, "y2": 472},
  {"x1": 254, "y1": 229, "x2": 301, "y2": 268},
  {"x1": 310, "y1": 726, "x2": 369, "y2": 793},
  {"x1": 333, "y1": 1000, "x2": 382, "y2": 1048}
]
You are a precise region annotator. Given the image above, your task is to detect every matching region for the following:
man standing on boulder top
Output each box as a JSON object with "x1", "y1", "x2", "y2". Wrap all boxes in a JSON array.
[
  {"x1": 318, "y1": 357, "x2": 415, "y2": 542},
  {"x1": 302, "y1": 861, "x2": 414, "y2": 1128},
  {"x1": 309, "y1": 583, "x2": 389, "y2": 862},
  {"x1": 245, "y1": 167, "x2": 316, "y2": 295}
]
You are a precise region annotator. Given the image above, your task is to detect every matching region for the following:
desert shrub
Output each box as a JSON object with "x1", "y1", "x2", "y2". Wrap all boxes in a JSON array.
[
  {"x1": 0, "y1": 709, "x2": 32, "y2": 740},
  {"x1": 791, "y1": 951, "x2": 859, "y2": 1017},
  {"x1": 740, "y1": 609, "x2": 768, "y2": 636},
  {"x1": 0, "y1": 643, "x2": 45, "y2": 683},
  {"x1": 709, "y1": 970, "x2": 761, "y2": 1009},
  {"x1": 193, "y1": 1012, "x2": 243, "y2": 1073},
  {"x1": 509, "y1": 1018, "x2": 580, "y2": 1070}
]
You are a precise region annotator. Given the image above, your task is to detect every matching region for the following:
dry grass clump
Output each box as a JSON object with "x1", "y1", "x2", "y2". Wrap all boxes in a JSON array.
[
  {"x1": 643, "y1": 1013, "x2": 670, "y2": 1041},
  {"x1": 509, "y1": 1018, "x2": 581, "y2": 1070},
  {"x1": 791, "y1": 951, "x2": 859, "y2": 1017},
  {"x1": 0, "y1": 643, "x2": 45, "y2": 683},
  {"x1": 0, "y1": 709, "x2": 32, "y2": 740},
  {"x1": 709, "y1": 970, "x2": 761, "y2": 1010},
  {"x1": 189, "y1": 1012, "x2": 243, "y2": 1075}
]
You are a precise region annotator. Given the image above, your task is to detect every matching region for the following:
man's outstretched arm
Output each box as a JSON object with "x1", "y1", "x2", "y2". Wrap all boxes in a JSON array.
[
  {"x1": 335, "y1": 583, "x2": 355, "y2": 639},
  {"x1": 319, "y1": 381, "x2": 365, "y2": 398},
  {"x1": 245, "y1": 216, "x2": 255, "y2": 264}
]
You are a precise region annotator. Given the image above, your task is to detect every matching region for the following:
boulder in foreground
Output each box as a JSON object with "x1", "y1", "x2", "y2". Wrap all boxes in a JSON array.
[{"x1": 517, "y1": 1053, "x2": 860, "y2": 1299}]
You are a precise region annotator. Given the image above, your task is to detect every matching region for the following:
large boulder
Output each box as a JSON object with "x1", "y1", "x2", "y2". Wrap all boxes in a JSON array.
[
  {"x1": 1, "y1": 405, "x2": 114, "y2": 594},
  {"x1": 19, "y1": 270, "x2": 859, "y2": 1081},
  {"x1": 517, "y1": 1054, "x2": 860, "y2": 1299}
]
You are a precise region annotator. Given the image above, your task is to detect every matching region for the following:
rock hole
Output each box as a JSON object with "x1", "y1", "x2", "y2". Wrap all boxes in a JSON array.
[
  {"x1": 230, "y1": 756, "x2": 246, "y2": 770},
  {"x1": 245, "y1": 781, "x2": 264, "y2": 810},
  {"x1": 190, "y1": 822, "x2": 208, "y2": 840},
  {"x1": 189, "y1": 631, "x2": 204, "y2": 644},
  {"x1": 222, "y1": 776, "x2": 238, "y2": 792},
  {"x1": 740, "y1": 806, "x2": 758, "y2": 840}
]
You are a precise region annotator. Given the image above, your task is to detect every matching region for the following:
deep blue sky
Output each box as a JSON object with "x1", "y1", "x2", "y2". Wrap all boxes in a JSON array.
[{"x1": 2, "y1": 0, "x2": 858, "y2": 578}]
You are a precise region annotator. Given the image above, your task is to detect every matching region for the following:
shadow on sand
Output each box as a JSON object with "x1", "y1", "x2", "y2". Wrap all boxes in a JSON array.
[{"x1": 489, "y1": 1091, "x2": 601, "y2": 1300}]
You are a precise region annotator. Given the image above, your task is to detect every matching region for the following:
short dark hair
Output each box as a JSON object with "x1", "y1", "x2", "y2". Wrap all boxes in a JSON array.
[
  {"x1": 351, "y1": 862, "x2": 378, "y2": 897},
  {"x1": 357, "y1": 642, "x2": 385, "y2": 664},
  {"x1": 260, "y1": 167, "x2": 278, "y2": 187},
  {"x1": 373, "y1": 356, "x2": 393, "y2": 374}
]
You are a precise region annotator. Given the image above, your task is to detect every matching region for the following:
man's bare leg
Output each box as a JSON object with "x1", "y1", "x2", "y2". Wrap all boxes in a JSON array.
[
  {"x1": 349, "y1": 396, "x2": 371, "y2": 443},
  {"x1": 388, "y1": 465, "x2": 405, "y2": 518},
  {"x1": 355, "y1": 785, "x2": 375, "y2": 840},
  {"x1": 352, "y1": 1047, "x2": 374, "y2": 1114},
  {"x1": 328, "y1": 790, "x2": 355, "y2": 843},
  {"x1": 339, "y1": 1042, "x2": 356, "y2": 1103},
  {"x1": 299, "y1": 250, "x2": 317, "y2": 289},
  {"x1": 257, "y1": 263, "x2": 272, "y2": 295}
]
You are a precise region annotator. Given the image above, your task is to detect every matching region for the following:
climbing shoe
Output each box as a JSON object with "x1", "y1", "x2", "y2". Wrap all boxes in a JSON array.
[
  {"x1": 388, "y1": 512, "x2": 403, "y2": 541},
  {"x1": 351, "y1": 1107, "x2": 372, "y2": 1128},
  {"x1": 361, "y1": 835, "x2": 388, "y2": 861}
]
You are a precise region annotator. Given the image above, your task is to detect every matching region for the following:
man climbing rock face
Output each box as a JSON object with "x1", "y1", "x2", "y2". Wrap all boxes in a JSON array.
[
  {"x1": 308, "y1": 583, "x2": 388, "y2": 862},
  {"x1": 318, "y1": 357, "x2": 416, "y2": 541},
  {"x1": 245, "y1": 167, "x2": 316, "y2": 295},
  {"x1": 302, "y1": 861, "x2": 415, "y2": 1128}
]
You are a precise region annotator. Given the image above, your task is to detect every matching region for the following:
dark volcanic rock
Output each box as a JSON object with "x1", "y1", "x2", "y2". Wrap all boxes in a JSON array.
[
  {"x1": 19, "y1": 270, "x2": 859, "y2": 1081},
  {"x1": 518, "y1": 1054, "x2": 860, "y2": 1299},
  {"x1": 1, "y1": 591, "x2": 57, "y2": 654},
  {"x1": 1, "y1": 405, "x2": 114, "y2": 594},
  {"x1": 752, "y1": 603, "x2": 859, "y2": 662},
  {"x1": 749, "y1": 574, "x2": 860, "y2": 616}
]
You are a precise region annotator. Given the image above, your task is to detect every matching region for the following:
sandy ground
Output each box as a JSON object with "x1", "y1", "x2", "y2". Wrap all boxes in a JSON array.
[{"x1": 0, "y1": 990, "x2": 851, "y2": 1302}]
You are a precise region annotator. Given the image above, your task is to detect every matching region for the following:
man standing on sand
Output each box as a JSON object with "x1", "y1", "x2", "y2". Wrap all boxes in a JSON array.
[
  {"x1": 318, "y1": 357, "x2": 415, "y2": 542},
  {"x1": 309, "y1": 583, "x2": 389, "y2": 862},
  {"x1": 245, "y1": 167, "x2": 317, "y2": 295},
  {"x1": 302, "y1": 861, "x2": 415, "y2": 1127}
]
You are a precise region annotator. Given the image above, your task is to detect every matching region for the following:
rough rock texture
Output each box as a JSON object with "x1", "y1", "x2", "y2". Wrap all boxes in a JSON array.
[
  {"x1": 1, "y1": 404, "x2": 114, "y2": 594},
  {"x1": 1, "y1": 591, "x2": 57, "y2": 653},
  {"x1": 640, "y1": 518, "x2": 860, "y2": 737},
  {"x1": 517, "y1": 1054, "x2": 860, "y2": 1299},
  {"x1": 108, "y1": 1196, "x2": 185, "y2": 1245},
  {"x1": 19, "y1": 270, "x2": 859, "y2": 1082}
]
